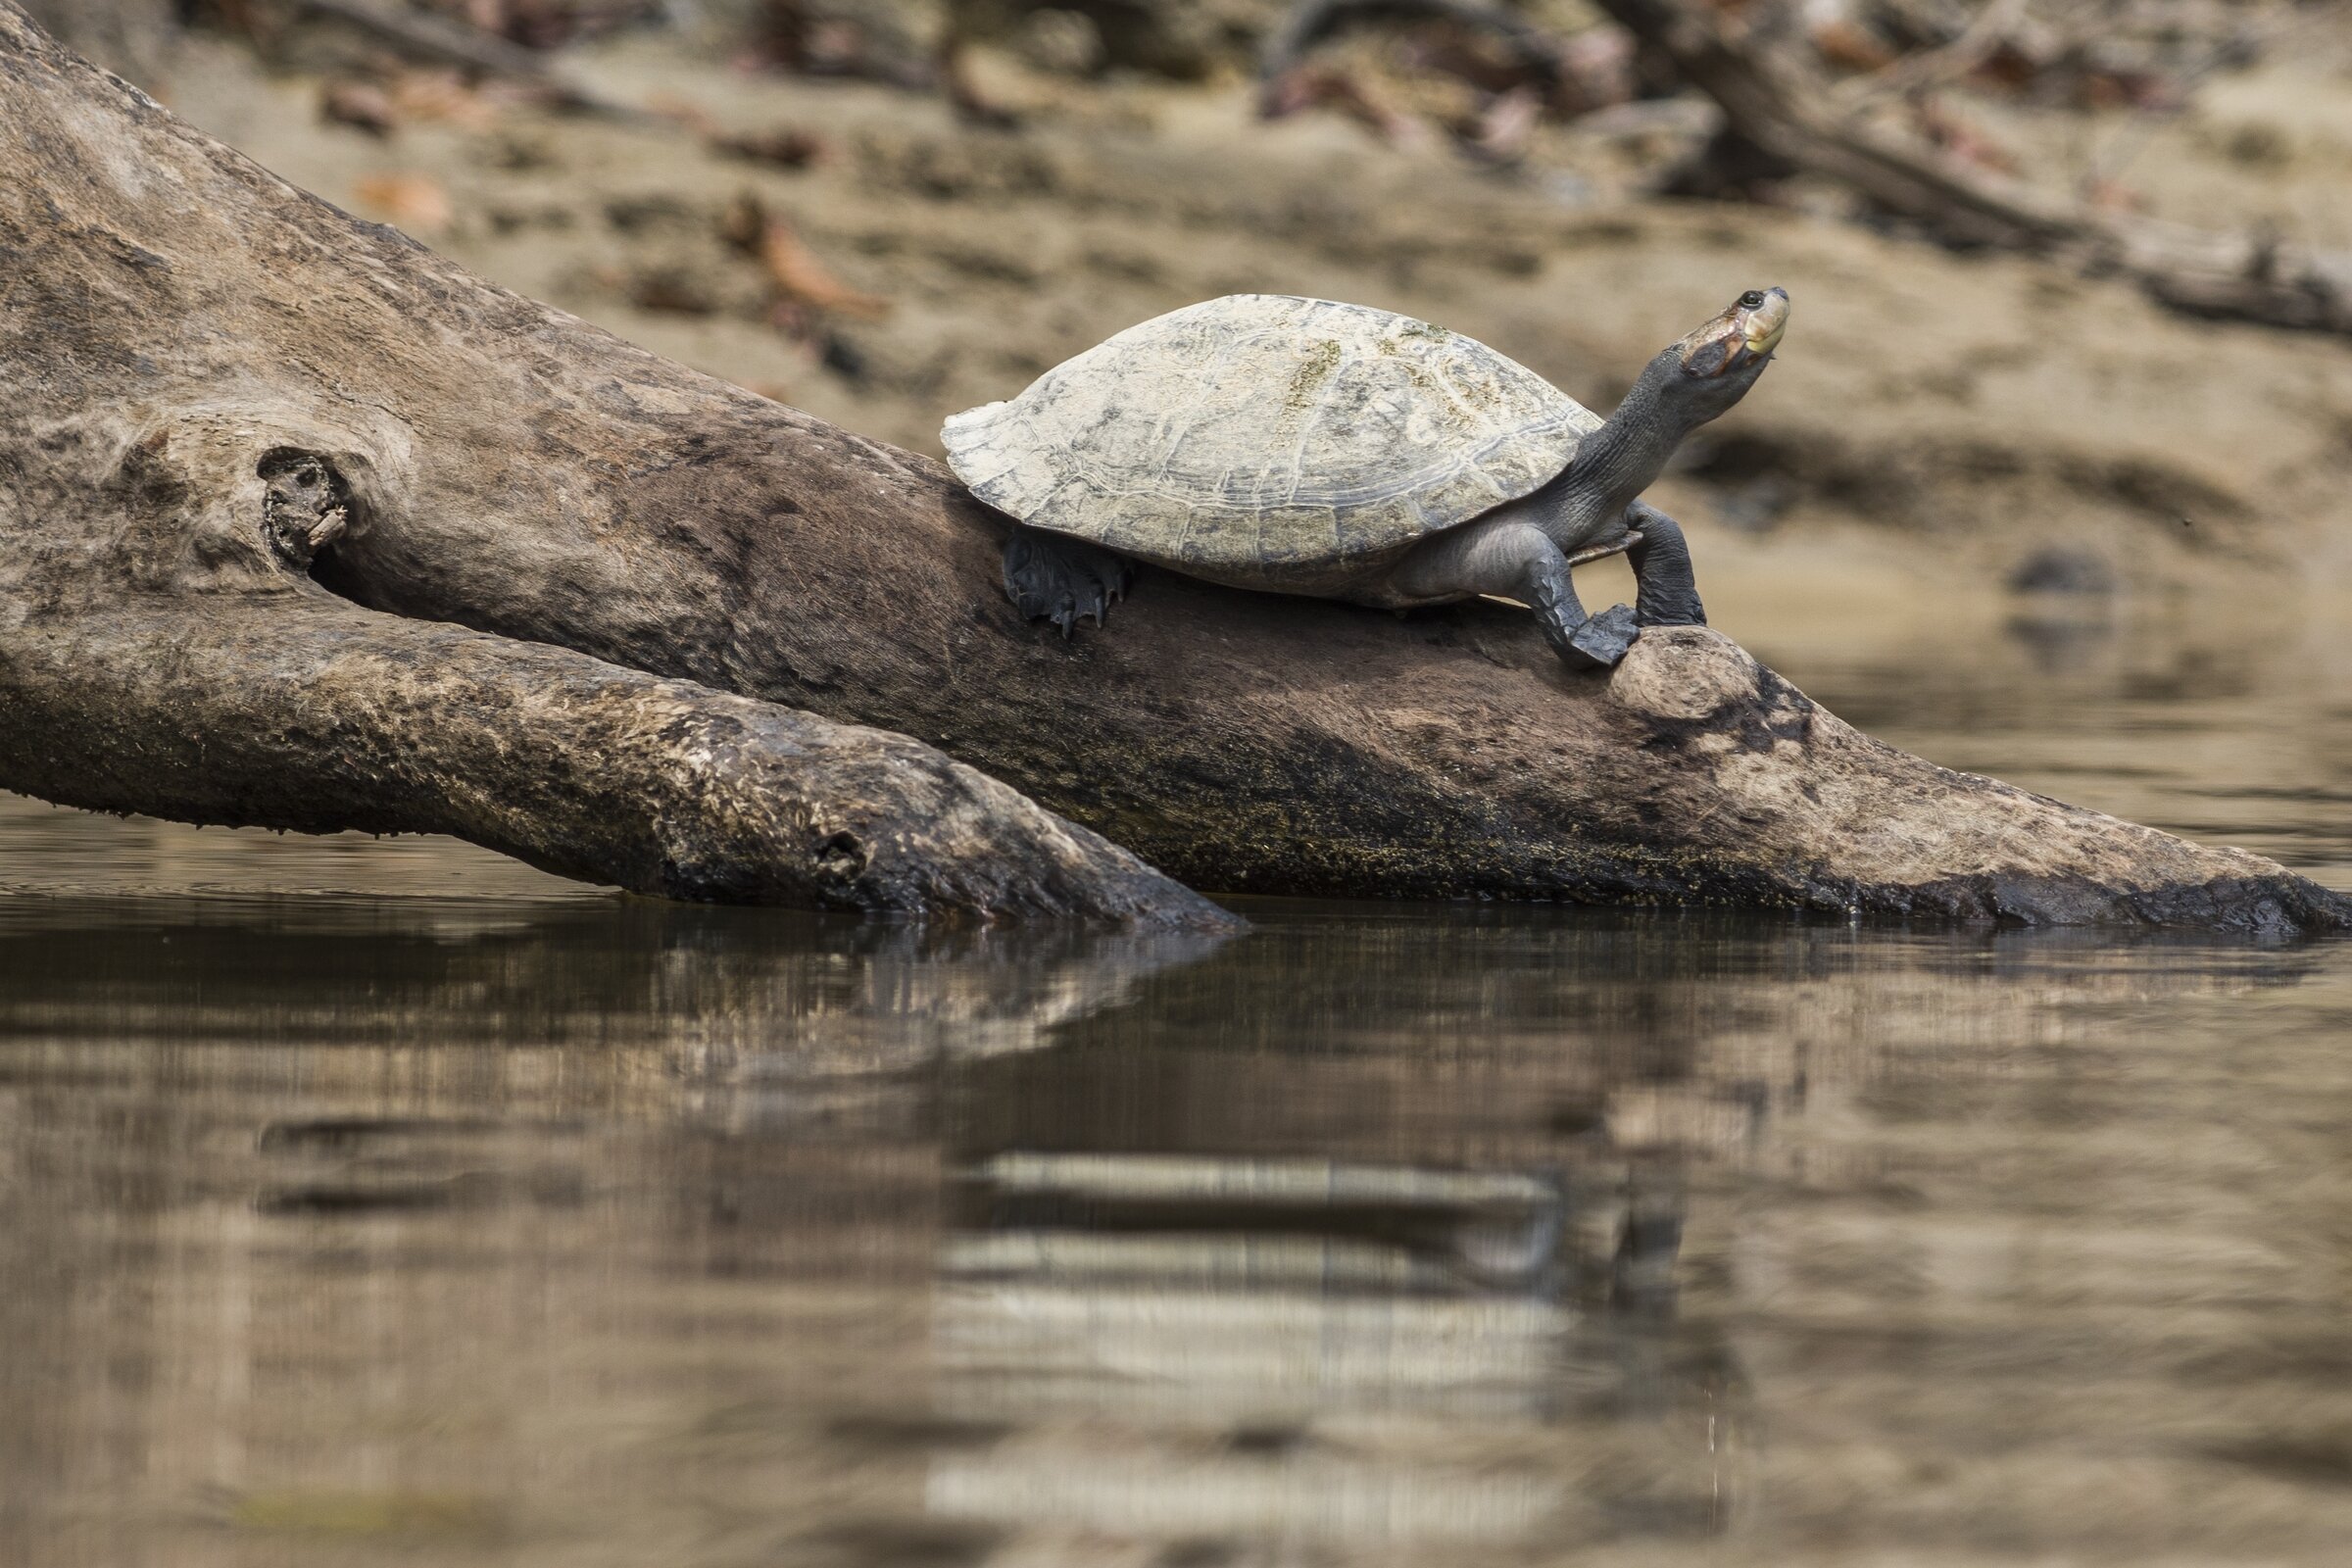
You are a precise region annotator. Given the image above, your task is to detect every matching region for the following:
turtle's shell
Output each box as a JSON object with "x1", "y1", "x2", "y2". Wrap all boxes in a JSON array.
[{"x1": 942, "y1": 295, "x2": 1599, "y2": 584}]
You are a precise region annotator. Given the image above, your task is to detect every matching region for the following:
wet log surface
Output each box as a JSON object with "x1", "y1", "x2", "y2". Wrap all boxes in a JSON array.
[{"x1": 0, "y1": 5, "x2": 2344, "y2": 935}]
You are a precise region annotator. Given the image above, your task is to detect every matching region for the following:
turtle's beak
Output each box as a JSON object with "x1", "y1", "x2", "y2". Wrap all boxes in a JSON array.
[
  {"x1": 1677, "y1": 287, "x2": 1790, "y2": 378},
  {"x1": 1740, "y1": 287, "x2": 1789, "y2": 360}
]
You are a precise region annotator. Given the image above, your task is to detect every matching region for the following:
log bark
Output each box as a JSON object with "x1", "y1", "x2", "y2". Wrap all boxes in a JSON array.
[
  {"x1": 1, "y1": 4, "x2": 2345, "y2": 936},
  {"x1": 1592, "y1": 0, "x2": 2352, "y2": 337}
]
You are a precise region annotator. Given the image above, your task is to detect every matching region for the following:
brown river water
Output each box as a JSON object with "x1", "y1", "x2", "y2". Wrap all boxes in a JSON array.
[{"x1": 3, "y1": 583, "x2": 2349, "y2": 1567}]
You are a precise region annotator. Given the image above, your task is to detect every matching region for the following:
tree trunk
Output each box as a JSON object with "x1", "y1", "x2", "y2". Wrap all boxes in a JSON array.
[{"x1": 0, "y1": 4, "x2": 2343, "y2": 935}]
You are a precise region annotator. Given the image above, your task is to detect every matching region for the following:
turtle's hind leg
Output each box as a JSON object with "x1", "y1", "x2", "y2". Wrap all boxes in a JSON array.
[{"x1": 1003, "y1": 526, "x2": 1135, "y2": 637}]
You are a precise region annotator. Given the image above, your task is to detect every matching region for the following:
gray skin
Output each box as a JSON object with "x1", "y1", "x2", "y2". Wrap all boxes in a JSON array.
[{"x1": 1005, "y1": 287, "x2": 1790, "y2": 669}]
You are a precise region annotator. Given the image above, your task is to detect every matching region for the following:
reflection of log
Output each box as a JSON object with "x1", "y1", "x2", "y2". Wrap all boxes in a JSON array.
[
  {"x1": 1592, "y1": 0, "x2": 2352, "y2": 336},
  {"x1": 1, "y1": 8, "x2": 2345, "y2": 934},
  {"x1": 0, "y1": 895, "x2": 1221, "y2": 1074}
]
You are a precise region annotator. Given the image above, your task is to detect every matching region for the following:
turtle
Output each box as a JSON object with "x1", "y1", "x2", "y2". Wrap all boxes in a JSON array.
[{"x1": 942, "y1": 286, "x2": 1788, "y2": 668}]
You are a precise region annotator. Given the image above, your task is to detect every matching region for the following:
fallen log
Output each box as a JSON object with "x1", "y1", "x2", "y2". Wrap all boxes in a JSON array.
[
  {"x1": 0, "y1": 7, "x2": 1223, "y2": 928},
  {"x1": 0, "y1": 5, "x2": 2344, "y2": 935},
  {"x1": 1591, "y1": 0, "x2": 2352, "y2": 337},
  {"x1": 1, "y1": 599, "x2": 1227, "y2": 922},
  {"x1": 21, "y1": 0, "x2": 637, "y2": 118}
]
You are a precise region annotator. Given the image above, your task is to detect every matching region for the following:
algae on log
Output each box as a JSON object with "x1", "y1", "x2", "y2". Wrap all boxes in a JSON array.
[{"x1": 0, "y1": 5, "x2": 2344, "y2": 936}]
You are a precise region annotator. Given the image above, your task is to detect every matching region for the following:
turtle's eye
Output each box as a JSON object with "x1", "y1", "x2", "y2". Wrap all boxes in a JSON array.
[{"x1": 1738, "y1": 290, "x2": 1767, "y2": 309}]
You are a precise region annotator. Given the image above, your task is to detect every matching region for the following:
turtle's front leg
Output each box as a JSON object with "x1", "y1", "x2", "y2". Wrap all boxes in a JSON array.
[
  {"x1": 1520, "y1": 539, "x2": 1640, "y2": 669},
  {"x1": 1392, "y1": 518, "x2": 1638, "y2": 670},
  {"x1": 1625, "y1": 500, "x2": 1707, "y2": 627}
]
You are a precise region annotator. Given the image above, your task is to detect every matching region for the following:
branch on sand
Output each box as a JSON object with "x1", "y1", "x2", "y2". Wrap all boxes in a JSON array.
[
  {"x1": 296, "y1": 0, "x2": 645, "y2": 119},
  {"x1": 0, "y1": 4, "x2": 2345, "y2": 935},
  {"x1": 1592, "y1": 0, "x2": 2352, "y2": 336}
]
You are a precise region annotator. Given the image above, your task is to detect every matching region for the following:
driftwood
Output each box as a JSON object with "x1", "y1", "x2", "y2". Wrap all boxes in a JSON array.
[
  {"x1": 21, "y1": 0, "x2": 636, "y2": 115},
  {"x1": 1592, "y1": 0, "x2": 2352, "y2": 336},
  {"x1": 0, "y1": 5, "x2": 2345, "y2": 935},
  {"x1": 1256, "y1": 0, "x2": 1636, "y2": 155},
  {"x1": 296, "y1": 0, "x2": 646, "y2": 119}
]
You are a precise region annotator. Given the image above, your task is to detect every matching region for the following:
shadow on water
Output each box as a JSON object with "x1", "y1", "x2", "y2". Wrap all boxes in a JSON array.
[{"x1": 5, "y1": 890, "x2": 2352, "y2": 1565}]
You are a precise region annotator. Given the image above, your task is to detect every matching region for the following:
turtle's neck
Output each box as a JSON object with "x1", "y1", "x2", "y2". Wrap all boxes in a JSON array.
[{"x1": 1566, "y1": 350, "x2": 1688, "y2": 519}]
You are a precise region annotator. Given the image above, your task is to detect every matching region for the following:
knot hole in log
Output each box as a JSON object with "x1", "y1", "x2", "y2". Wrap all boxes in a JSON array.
[
  {"x1": 259, "y1": 447, "x2": 359, "y2": 571},
  {"x1": 813, "y1": 830, "x2": 871, "y2": 888}
]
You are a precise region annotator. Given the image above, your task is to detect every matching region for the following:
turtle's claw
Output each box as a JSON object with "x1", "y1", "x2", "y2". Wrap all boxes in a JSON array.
[{"x1": 1004, "y1": 528, "x2": 1134, "y2": 641}]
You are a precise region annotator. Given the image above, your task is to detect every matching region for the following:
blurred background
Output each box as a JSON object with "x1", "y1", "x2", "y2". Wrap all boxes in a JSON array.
[{"x1": 5, "y1": 5, "x2": 2352, "y2": 1566}]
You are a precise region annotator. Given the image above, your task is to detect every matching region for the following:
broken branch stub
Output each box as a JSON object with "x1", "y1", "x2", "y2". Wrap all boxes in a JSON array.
[{"x1": 0, "y1": 4, "x2": 2344, "y2": 935}]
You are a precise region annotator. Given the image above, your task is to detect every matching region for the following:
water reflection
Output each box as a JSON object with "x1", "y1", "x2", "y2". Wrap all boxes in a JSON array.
[
  {"x1": 1730, "y1": 586, "x2": 2352, "y2": 879},
  {"x1": 931, "y1": 1150, "x2": 1722, "y2": 1549},
  {"x1": 5, "y1": 891, "x2": 2350, "y2": 1565}
]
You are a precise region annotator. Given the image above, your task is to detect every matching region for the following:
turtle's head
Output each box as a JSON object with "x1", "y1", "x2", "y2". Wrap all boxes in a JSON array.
[
  {"x1": 1582, "y1": 287, "x2": 1789, "y2": 503},
  {"x1": 1656, "y1": 287, "x2": 1788, "y2": 426}
]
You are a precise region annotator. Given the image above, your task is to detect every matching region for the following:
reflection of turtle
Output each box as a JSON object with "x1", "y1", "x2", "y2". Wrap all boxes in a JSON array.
[{"x1": 944, "y1": 288, "x2": 1788, "y2": 668}]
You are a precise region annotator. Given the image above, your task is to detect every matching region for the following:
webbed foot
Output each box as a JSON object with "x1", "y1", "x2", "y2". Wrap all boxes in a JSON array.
[
  {"x1": 1003, "y1": 527, "x2": 1134, "y2": 637},
  {"x1": 1563, "y1": 603, "x2": 1641, "y2": 668},
  {"x1": 1525, "y1": 552, "x2": 1639, "y2": 671}
]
